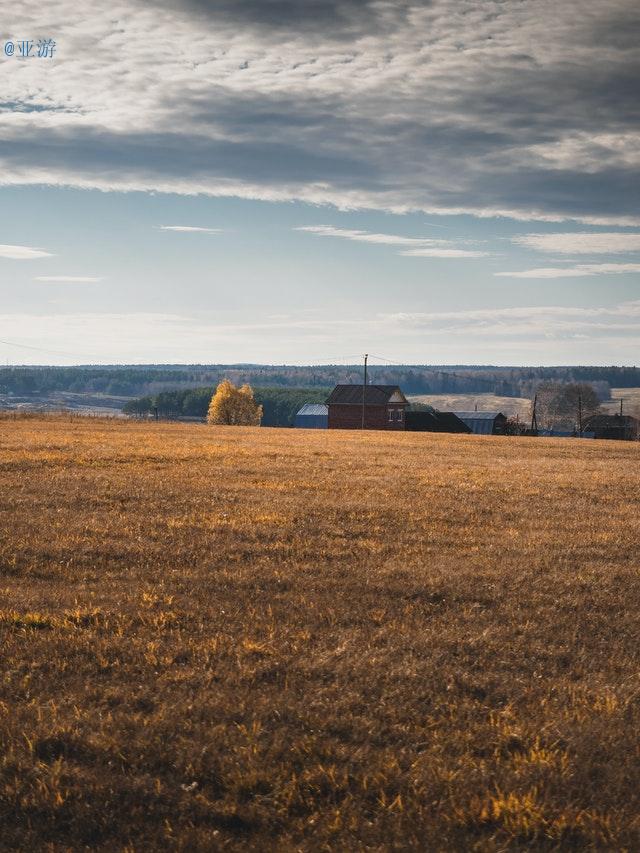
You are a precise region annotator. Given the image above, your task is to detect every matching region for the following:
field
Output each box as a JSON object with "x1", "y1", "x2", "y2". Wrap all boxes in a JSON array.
[
  {"x1": 605, "y1": 387, "x2": 640, "y2": 417},
  {"x1": 1, "y1": 416, "x2": 639, "y2": 851},
  {"x1": 408, "y1": 393, "x2": 532, "y2": 419}
]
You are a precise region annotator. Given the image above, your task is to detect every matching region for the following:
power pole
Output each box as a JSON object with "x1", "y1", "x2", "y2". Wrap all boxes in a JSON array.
[
  {"x1": 361, "y1": 353, "x2": 368, "y2": 430},
  {"x1": 578, "y1": 393, "x2": 583, "y2": 436},
  {"x1": 531, "y1": 393, "x2": 538, "y2": 434}
]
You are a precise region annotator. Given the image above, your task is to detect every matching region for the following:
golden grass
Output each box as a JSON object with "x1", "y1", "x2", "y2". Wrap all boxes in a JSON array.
[{"x1": 1, "y1": 415, "x2": 639, "y2": 850}]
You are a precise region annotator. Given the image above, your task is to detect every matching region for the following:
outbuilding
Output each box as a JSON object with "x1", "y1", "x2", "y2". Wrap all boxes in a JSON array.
[
  {"x1": 582, "y1": 413, "x2": 638, "y2": 441},
  {"x1": 294, "y1": 403, "x2": 328, "y2": 429},
  {"x1": 451, "y1": 411, "x2": 508, "y2": 435},
  {"x1": 405, "y1": 410, "x2": 471, "y2": 434}
]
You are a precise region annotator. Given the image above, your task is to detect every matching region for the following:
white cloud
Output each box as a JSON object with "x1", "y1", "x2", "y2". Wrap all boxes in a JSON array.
[
  {"x1": 34, "y1": 276, "x2": 102, "y2": 282},
  {"x1": 401, "y1": 248, "x2": 491, "y2": 258},
  {"x1": 0, "y1": 244, "x2": 53, "y2": 260},
  {"x1": 512, "y1": 232, "x2": 640, "y2": 254},
  {"x1": 3, "y1": 300, "x2": 640, "y2": 365},
  {"x1": 157, "y1": 225, "x2": 223, "y2": 233},
  {"x1": 295, "y1": 225, "x2": 489, "y2": 257},
  {"x1": 495, "y1": 263, "x2": 640, "y2": 278}
]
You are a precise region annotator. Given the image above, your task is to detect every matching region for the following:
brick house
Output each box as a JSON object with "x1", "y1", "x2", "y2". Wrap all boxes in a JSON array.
[{"x1": 326, "y1": 384, "x2": 408, "y2": 430}]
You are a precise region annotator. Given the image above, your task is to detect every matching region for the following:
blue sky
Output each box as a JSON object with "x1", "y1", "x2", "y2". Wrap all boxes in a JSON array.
[{"x1": 1, "y1": 0, "x2": 639, "y2": 365}]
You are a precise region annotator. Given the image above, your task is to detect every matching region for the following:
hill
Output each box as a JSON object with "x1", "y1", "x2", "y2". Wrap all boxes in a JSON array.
[{"x1": 1, "y1": 416, "x2": 639, "y2": 849}]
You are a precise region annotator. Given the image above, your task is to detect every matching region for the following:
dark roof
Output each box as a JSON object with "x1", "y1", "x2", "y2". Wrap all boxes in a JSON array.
[
  {"x1": 583, "y1": 414, "x2": 638, "y2": 428},
  {"x1": 450, "y1": 411, "x2": 506, "y2": 420},
  {"x1": 326, "y1": 384, "x2": 407, "y2": 406},
  {"x1": 405, "y1": 411, "x2": 471, "y2": 433}
]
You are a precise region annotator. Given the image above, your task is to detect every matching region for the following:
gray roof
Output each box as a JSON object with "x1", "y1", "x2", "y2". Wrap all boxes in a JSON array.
[
  {"x1": 451, "y1": 411, "x2": 505, "y2": 420},
  {"x1": 326, "y1": 384, "x2": 407, "y2": 406},
  {"x1": 296, "y1": 404, "x2": 328, "y2": 416}
]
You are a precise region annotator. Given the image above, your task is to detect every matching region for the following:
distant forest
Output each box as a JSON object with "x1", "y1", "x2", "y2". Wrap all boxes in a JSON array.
[{"x1": 1, "y1": 364, "x2": 639, "y2": 399}]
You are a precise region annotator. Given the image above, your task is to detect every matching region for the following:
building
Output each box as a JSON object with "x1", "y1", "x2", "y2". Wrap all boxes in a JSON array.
[
  {"x1": 294, "y1": 403, "x2": 328, "y2": 429},
  {"x1": 405, "y1": 410, "x2": 471, "y2": 434},
  {"x1": 582, "y1": 413, "x2": 639, "y2": 441},
  {"x1": 326, "y1": 384, "x2": 408, "y2": 430},
  {"x1": 451, "y1": 411, "x2": 508, "y2": 435}
]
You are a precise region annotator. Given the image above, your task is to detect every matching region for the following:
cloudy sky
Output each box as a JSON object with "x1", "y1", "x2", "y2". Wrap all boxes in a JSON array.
[{"x1": 1, "y1": 0, "x2": 639, "y2": 365}]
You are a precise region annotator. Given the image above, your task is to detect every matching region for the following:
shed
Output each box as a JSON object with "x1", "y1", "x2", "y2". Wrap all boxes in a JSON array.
[
  {"x1": 451, "y1": 411, "x2": 508, "y2": 435},
  {"x1": 582, "y1": 413, "x2": 638, "y2": 441},
  {"x1": 326, "y1": 384, "x2": 408, "y2": 430},
  {"x1": 405, "y1": 411, "x2": 471, "y2": 434},
  {"x1": 294, "y1": 403, "x2": 328, "y2": 429}
]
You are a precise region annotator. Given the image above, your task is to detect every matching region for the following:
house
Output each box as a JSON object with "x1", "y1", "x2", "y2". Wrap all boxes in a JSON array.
[
  {"x1": 451, "y1": 411, "x2": 508, "y2": 435},
  {"x1": 294, "y1": 403, "x2": 328, "y2": 429},
  {"x1": 582, "y1": 413, "x2": 638, "y2": 441},
  {"x1": 326, "y1": 384, "x2": 408, "y2": 430},
  {"x1": 405, "y1": 410, "x2": 471, "y2": 434}
]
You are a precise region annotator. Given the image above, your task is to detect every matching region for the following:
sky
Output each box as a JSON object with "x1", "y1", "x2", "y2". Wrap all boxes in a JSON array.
[{"x1": 1, "y1": 0, "x2": 639, "y2": 366}]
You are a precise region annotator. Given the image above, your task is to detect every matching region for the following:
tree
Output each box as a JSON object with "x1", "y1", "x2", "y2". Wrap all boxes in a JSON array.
[
  {"x1": 207, "y1": 380, "x2": 262, "y2": 426},
  {"x1": 535, "y1": 382, "x2": 601, "y2": 431}
]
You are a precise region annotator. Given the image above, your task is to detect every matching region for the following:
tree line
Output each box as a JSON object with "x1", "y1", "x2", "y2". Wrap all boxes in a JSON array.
[
  {"x1": 2, "y1": 364, "x2": 640, "y2": 399},
  {"x1": 123, "y1": 386, "x2": 332, "y2": 427}
]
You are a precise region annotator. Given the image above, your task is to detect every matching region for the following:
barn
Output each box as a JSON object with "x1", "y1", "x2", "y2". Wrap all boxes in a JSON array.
[
  {"x1": 405, "y1": 411, "x2": 471, "y2": 434},
  {"x1": 582, "y1": 413, "x2": 638, "y2": 441},
  {"x1": 294, "y1": 403, "x2": 328, "y2": 429},
  {"x1": 326, "y1": 384, "x2": 408, "y2": 430},
  {"x1": 451, "y1": 411, "x2": 508, "y2": 435}
]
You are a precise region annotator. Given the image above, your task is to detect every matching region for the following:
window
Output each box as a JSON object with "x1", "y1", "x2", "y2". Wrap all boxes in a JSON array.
[
  {"x1": 388, "y1": 409, "x2": 394, "y2": 422},
  {"x1": 397, "y1": 409, "x2": 403, "y2": 422}
]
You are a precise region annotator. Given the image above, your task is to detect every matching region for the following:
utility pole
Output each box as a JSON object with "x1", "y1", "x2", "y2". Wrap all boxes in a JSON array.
[
  {"x1": 578, "y1": 393, "x2": 583, "y2": 437},
  {"x1": 620, "y1": 399, "x2": 624, "y2": 417},
  {"x1": 530, "y1": 393, "x2": 538, "y2": 434},
  {"x1": 361, "y1": 353, "x2": 368, "y2": 430}
]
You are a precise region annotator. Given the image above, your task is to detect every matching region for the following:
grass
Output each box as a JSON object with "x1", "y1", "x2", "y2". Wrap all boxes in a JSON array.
[{"x1": 1, "y1": 414, "x2": 639, "y2": 850}]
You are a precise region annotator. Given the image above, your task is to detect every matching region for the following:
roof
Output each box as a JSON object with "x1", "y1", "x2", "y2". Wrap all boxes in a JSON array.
[
  {"x1": 295, "y1": 404, "x2": 328, "y2": 417},
  {"x1": 452, "y1": 410, "x2": 507, "y2": 435},
  {"x1": 583, "y1": 413, "x2": 638, "y2": 428},
  {"x1": 326, "y1": 384, "x2": 408, "y2": 406},
  {"x1": 450, "y1": 411, "x2": 506, "y2": 420},
  {"x1": 405, "y1": 411, "x2": 471, "y2": 433}
]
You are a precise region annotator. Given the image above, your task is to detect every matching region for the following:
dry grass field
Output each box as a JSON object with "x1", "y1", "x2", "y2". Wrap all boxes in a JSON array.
[{"x1": 1, "y1": 415, "x2": 640, "y2": 851}]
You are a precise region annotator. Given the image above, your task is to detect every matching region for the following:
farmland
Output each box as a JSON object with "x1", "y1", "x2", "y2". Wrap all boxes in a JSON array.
[{"x1": 1, "y1": 416, "x2": 640, "y2": 850}]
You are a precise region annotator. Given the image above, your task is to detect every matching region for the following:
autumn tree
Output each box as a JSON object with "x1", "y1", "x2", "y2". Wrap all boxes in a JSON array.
[{"x1": 207, "y1": 380, "x2": 263, "y2": 426}]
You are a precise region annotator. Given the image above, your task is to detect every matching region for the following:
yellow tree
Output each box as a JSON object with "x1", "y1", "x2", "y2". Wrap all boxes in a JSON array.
[{"x1": 207, "y1": 380, "x2": 262, "y2": 426}]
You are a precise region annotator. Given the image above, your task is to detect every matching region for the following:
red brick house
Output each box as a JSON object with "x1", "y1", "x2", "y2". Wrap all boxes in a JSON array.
[{"x1": 326, "y1": 384, "x2": 408, "y2": 430}]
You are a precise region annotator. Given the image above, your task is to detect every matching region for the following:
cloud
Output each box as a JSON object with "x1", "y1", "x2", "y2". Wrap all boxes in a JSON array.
[
  {"x1": 1, "y1": 0, "x2": 639, "y2": 223},
  {"x1": 384, "y1": 300, "x2": 640, "y2": 340},
  {"x1": 34, "y1": 276, "x2": 102, "y2": 282},
  {"x1": 295, "y1": 225, "x2": 490, "y2": 257},
  {"x1": 3, "y1": 299, "x2": 640, "y2": 365},
  {"x1": 512, "y1": 232, "x2": 640, "y2": 254},
  {"x1": 0, "y1": 244, "x2": 53, "y2": 260},
  {"x1": 158, "y1": 225, "x2": 223, "y2": 233},
  {"x1": 401, "y1": 248, "x2": 490, "y2": 259},
  {"x1": 495, "y1": 263, "x2": 640, "y2": 278}
]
